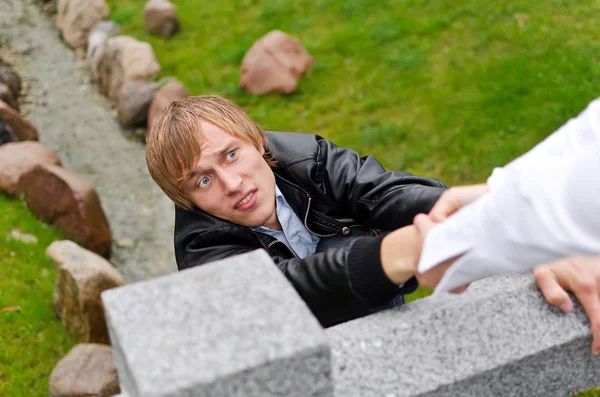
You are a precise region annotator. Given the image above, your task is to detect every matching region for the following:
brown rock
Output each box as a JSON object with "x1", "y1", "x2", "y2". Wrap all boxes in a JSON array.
[
  {"x1": 46, "y1": 239, "x2": 112, "y2": 270},
  {"x1": 0, "y1": 65, "x2": 22, "y2": 99},
  {"x1": 53, "y1": 254, "x2": 124, "y2": 343},
  {"x1": 240, "y1": 30, "x2": 314, "y2": 95},
  {"x1": 117, "y1": 80, "x2": 159, "y2": 128},
  {"x1": 0, "y1": 99, "x2": 39, "y2": 141},
  {"x1": 21, "y1": 164, "x2": 112, "y2": 257},
  {"x1": 0, "y1": 83, "x2": 18, "y2": 111},
  {"x1": 147, "y1": 80, "x2": 188, "y2": 129},
  {"x1": 56, "y1": 0, "x2": 110, "y2": 49},
  {"x1": 49, "y1": 344, "x2": 120, "y2": 397},
  {"x1": 143, "y1": 0, "x2": 179, "y2": 38},
  {"x1": 0, "y1": 141, "x2": 61, "y2": 196},
  {"x1": 96, "y1": 35, "x2": 161, "y2": 99}
]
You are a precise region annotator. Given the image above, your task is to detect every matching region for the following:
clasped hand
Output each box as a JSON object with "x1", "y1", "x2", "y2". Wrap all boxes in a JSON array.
[
  {"x1": 396, "y1": 183, "x2": 600, "y2": 354},
  {"x1": 381, "y1": 184, "x2": 600, "y2": 355}
]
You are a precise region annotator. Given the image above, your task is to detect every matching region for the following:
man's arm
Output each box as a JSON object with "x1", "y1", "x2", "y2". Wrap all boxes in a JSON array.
[
  {"x1": 179, "y1": 225, "x2": 420, "y2": 327},
  {"x1": 314, "y1": 136, "x2": 447, "y2": 230}
]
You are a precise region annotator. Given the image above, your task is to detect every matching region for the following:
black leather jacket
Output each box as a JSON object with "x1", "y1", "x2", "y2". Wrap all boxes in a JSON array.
[{"x1": 174, "y1": 132, "x2": 446, "y2": 327}]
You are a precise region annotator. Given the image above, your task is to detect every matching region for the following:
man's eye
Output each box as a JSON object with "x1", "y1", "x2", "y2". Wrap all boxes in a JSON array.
[
  {"x1": 226, "y1": 150, "x2": 237, "y2": 160},
  {"x1": 198, "y1": 176, "x2": 211, "y2": 187}
]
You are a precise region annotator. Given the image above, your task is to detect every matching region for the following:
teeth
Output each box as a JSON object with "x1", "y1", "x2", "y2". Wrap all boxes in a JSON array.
[{"x1": 237, "y1": 192, "x2": 253, "y2": 208}]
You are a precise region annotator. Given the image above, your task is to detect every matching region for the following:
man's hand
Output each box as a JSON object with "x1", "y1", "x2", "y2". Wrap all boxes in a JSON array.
[
  {"x1": 428, "y1": 183, "x2": 488, "y2": 222},
  {"x1": 408, "y1": 183, "x2": 488, "y2": 291},
  {"x1": 380, "y1": 225, "x2": 422, "y2": 285},
  {"x1": 412, "y1": 214, "x2": 468, "y2": 293},
  {"x1": 533, "y1": 257, "x2": 600, "y2": 355}
]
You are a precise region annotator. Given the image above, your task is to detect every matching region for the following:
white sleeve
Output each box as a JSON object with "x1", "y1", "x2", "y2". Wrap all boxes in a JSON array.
[
  {"x1": 417, "y1": 99, "x2": 600, "y2": 293},
  {"x1": 487, "y1": 97, "x2": 600, "y2": 191}
]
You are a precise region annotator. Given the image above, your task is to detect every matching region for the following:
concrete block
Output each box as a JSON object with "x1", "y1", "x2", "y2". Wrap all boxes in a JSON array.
[
  {"x1": 329, "y1": 273, "x2": 600, "y2": 397},
  {"x1": 102, "y1": 249, "x2": 332, "y2": 397}
]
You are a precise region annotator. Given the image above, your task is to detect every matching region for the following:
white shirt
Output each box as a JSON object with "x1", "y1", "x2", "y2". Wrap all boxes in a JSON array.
[
  {"x1": 251, "y1": 186, "x2": 320, "y2": 258},
  {"x1": 418, "y1": 97, "x2": 600, "y2": 293}
]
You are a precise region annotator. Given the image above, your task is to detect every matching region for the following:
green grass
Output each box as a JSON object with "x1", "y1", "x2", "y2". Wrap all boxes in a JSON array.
[
  {"x1": 107, "y1": 0, "x2": 600, "y2": 186},
  {"x1": 0, "y1": 193, "x2": 76, "y2": 396}
]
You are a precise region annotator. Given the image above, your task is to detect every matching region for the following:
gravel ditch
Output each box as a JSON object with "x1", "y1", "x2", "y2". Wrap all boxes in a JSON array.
[{"x1": 0, "y1": 0, "x2": 178, "y2": 282}]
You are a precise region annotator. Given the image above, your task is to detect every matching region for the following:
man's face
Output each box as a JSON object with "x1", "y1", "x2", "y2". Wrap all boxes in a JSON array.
[{"x1": 181, "y1": 122, "x2": 279, "y2": 229}]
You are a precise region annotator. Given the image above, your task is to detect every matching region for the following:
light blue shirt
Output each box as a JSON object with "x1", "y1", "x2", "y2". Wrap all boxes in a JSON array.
[{"x1": 251, "y1": 186, "x2": 320, "y2": 258}]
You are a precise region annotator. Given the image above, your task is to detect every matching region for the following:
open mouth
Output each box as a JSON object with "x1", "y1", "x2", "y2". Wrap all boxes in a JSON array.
[{"x1": 235, "y1": 191, "x2": 255, "y2": 209}]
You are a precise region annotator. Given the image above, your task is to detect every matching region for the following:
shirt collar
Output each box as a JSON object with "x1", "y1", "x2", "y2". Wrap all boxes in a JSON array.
[
  {"x1": 274, "y1": 185, "x2": 284, "y2": 201},
  {"x1": 250, "y1": 185, "x2": 284, "y2": 232}
]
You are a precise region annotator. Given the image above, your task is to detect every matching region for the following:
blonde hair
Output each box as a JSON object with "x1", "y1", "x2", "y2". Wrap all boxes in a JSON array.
[{"x1": 145, "y1": 95, "x2": 275, "y2": 210}]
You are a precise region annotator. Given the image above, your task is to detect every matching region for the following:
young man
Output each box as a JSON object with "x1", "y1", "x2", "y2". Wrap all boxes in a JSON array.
[{"x1": 146, "y1": 95, "x2": 446, "y2": 327}]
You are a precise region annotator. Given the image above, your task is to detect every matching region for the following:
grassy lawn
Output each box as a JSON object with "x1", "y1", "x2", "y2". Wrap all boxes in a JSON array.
[
  {"x1": 106, "y1": 0, "x2": 600, "y2": 186},
  {"x1": 0, "y1": 194, "x2": 76, "y2": 396}
]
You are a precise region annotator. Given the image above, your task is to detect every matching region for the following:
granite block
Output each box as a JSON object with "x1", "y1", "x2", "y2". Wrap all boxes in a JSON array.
[
  {"x1": 328, "y1": 273, "x2": 600, "y2": 397},
  {"x1": 102, "y1": 250, "x2": 332, "y2": 397}
]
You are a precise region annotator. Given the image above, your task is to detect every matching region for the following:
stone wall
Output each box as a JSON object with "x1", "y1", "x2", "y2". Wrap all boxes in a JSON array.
[{"x1": 102, "y1": 250, "x2": 600, "y2": 397}]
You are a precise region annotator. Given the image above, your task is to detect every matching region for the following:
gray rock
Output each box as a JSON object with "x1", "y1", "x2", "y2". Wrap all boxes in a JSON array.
[
  {"x1": 117, "y1": 80, "x2": 158, "y2": 128},
  {"x1": 87, "y1": 20, "x2": 121, "y2": 80},
  {"x1": 56, "y1": 0, "x2": 109, "y2": 49},
  {"x1": 143, "y1": 0, "x2": 179, "y2": 38},
  {"x1": 46, "y1": 239, "x2": 114, "y2": 270},
  {"x1": 96, "y1": 36, "x2": 161, "y2": 99},
  {"x1": 90, "y1": 19, "x2": 121, "y2": 37},
  {"x1": 102, "y1": 250, "x2": 333, "y2": 397},
  {"x1": 328, "y1": 273, "x2": 600, "y2": 397},
  {"x1": 54, "y1": 254, "x2": 125, "y2": 344},
  {"x1": 49, "y1": 343, "x2": 120, "y2": 397}
]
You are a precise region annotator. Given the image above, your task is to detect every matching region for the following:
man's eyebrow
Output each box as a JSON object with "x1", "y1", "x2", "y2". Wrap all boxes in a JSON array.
[
  {"x1": 185, "y1": 144, "x2": 236, "y2": 181},
  {"x1": 186, "y1": 170, "x2": 198, "y2": 182}
]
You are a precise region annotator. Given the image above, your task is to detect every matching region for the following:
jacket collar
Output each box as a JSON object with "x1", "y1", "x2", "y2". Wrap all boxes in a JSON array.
[
  {"x1": 273, "y1": 171, "x2": 310, "y2": 221},
  {"x1": 274, "y1": 171, "x2": 342, "y2": 236}
]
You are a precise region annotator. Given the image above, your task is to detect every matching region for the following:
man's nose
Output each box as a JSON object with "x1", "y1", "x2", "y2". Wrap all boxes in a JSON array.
[{"x1": 220, "y1": 169, "x2": 243, "y2": 195}]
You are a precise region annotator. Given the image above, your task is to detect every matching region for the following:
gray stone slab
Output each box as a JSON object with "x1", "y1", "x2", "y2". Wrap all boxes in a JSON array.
[
  {"x1": 328, "y1": 273, "x2": 600, "y2": 397},
  {"x1": 0, "y1": 0, "x2": 176, "y2": 282},
  {"x1": 102, "y1": 250, "x2": 332, "y2": 397}
]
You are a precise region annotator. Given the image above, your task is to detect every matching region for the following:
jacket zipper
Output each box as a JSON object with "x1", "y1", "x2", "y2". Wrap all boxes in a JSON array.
[{"x1": 267, "y1": 239, "x2": 298, "y2": 258}]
